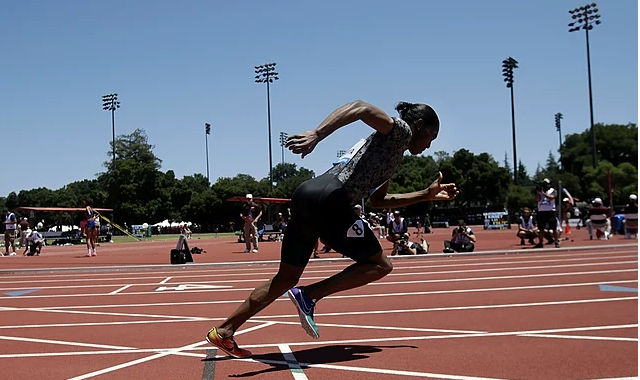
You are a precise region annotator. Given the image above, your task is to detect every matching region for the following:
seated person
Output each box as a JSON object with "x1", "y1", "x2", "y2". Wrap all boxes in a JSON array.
[
  {"x1": 386, "y1": 210, "x2": 408, "y2": 245},
  {"x1": 443, "y1": 221, "x2": 476, "y2": 253},
  {"x1": 587, "y1": 198, "x2": 611, "y2": 240},
  {"x1": 25, "y1": 229, "x2": 43, "y2": 256},
  {"x1": 368, "y1": 213, "x2": 385, "y2": 238},
  {"x1": 517, "y1": 207, "x2": 538, "y2": 245},
  {"x1": 624, "y1": 194, "x2": 638, "y2": 239},
  {"x1": 393, "y1": 233, "x2": 429, "y2": 256}
]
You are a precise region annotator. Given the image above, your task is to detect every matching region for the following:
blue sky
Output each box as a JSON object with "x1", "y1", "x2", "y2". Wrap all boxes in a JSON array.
[{"x1": 1, "y1": 0, "x2": 637, "y2": 197}]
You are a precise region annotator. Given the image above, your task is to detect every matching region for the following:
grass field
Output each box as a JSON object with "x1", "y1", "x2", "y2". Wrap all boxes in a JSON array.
[{"x1": 109, "y1": 232, "x2": 236, "y2": 243}]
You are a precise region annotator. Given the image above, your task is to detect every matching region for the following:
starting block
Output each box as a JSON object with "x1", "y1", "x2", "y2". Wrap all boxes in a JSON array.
[{"x1": 170, "y1": 235, "x2": 195, "y2": 264}]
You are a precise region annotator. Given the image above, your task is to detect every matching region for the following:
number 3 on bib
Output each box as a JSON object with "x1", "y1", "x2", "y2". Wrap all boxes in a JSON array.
[{"x1": 347, "y1": 220, "x2": 365, "y2": 238}]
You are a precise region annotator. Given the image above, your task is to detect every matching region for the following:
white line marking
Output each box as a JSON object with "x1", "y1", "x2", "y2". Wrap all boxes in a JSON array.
[
  {"x1": 241, "y1": 323, "x2": 640, "y2": 349},
  {"x1": 23, "y1": 269, "x2": 638, "y2": 310},
  {"x1": 0, "y1": 324, "x2": 634, "y2": 360},
  {"x1": 0, "y1": 297, "x2": 635, "y2": 331},
  {"x1": 519, "y1": 333, "x2": 638, "y2": 342},
  {"x1": 1, "y1": 268, "x2": 635, "y2": 301},
  {"x1": 0, "y1": 250, "x2": 635, "y2": 285},
  {"x1": 249, "y1": 357, "x2": 509, "y2": 380},
  {"x1": 65, "y1": 322, "x2": 275, "y2": 380},
  {"x1": 159, "y1": 277, "x2": 171, "y2": 284},
  {"x1": 109, "y1": 285, "x2": 131, "y2": 295},
  {"x1": 0, "y1": 335, "x2": 135, "y2": 350},
  {"x1": 271, "y1": 320, "x2": 486, "y2": 334},
  {"x1": 1, "y1": 266, "x2": 636, "y2": 293},
  {"x1": 252, "y1": 296, "x2": 639, "y2": 320},
  {"x1": 278, "y1": 344, "x2": 309, "y2": 380},
  {"x1": 25, "y1": 307, "x2": 207, "y2": 321}
]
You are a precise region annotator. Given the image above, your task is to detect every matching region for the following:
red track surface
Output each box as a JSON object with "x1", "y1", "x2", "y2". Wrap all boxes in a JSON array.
[{"x1": 0, "y1": 231, "x2": 637, "y2": 379}]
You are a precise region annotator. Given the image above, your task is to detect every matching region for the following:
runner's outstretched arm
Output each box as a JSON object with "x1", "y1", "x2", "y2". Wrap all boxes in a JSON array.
[{"x1": 285, "y1": 100, "x2": 393, "y2": 158}]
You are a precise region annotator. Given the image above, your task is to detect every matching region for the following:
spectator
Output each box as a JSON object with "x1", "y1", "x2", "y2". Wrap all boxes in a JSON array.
[
  {"x1": 18, "y1": 217, "x2": 29, "y2": 248},
  {"x1": 624, "y1": 194, "x2": 638, "y2": 239},
  {"x1": 368, "y1": 213, "x2": 385, "y2": 238},
  {"x1": 535, "y1": 178, "x2": 560, "y2": 248},
  {"x1": 3, "y1": 209, "x2": 17, "y2": 256},
  {"x1": 386, "y1": 210, "x2": 408, "y2": 246},
  {"x1": 516, "y1": 207, "x2": 538, "y2": 245},
  {"x1": 587, "y1": 197, "x2": 611, "y2": 240},
  {"x1": 25, "y1": 229, "x2": 43, "y2": 256},
  {"x1": 443, "y1": 221, "x2": 476, "y2": 253},
  {"x1": 241, "y1": 194, "x2": 261, "y2": 253},
  {"x1": 394, "y1": 233, "x2": 429, "y2": 255}
]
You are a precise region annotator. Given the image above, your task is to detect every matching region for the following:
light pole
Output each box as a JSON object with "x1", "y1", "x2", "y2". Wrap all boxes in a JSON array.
[
  {"x1": 205, "y1": 123, "x2": 211, "y2": 183},
  {"x1": 102, "y1": 93, "x2": 120, "y2": 171},
  {"x1": 555, "y1": 113, "x2": 564, "y2": 170},
  {"x1": 279, "y1": 132, "x2": 288, "y2": 164},
  {"x1": 255, "y1": 62, "x2": 279, "y2": 190},
  {"x1": 568, "y1": 3, "x2": 601, "y2": 168},
  {"x1": 502, "y1": 57, "x2": 518, "y2": 185}
]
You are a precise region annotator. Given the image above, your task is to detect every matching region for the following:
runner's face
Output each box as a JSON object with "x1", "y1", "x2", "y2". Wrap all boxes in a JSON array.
[{"x1": 408, "y1": 120, "x2": 438, "y2": 155}]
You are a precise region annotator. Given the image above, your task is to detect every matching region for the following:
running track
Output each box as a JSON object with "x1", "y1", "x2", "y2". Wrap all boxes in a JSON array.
[{"x1": 0, "y1": 245, "x2": 637, "y2": 379}]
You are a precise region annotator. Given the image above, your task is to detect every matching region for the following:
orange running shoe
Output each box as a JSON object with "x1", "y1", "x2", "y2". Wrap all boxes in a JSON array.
[{"x1": 205, "y1": 327, "x2": 252, "y2": 358}]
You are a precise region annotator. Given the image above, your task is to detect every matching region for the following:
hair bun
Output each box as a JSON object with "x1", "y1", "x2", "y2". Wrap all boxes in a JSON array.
[{"x1": 395, "y1": 101, "x2": 412, "y2": 114}]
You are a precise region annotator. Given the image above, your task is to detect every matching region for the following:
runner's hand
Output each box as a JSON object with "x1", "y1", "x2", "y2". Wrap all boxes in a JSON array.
[
  {"x1": 285, "y1": 131, "x2": 321, "y2": 159},
  {"x1": 426, "y1": 172, "x2": 459, "y2": 201}
]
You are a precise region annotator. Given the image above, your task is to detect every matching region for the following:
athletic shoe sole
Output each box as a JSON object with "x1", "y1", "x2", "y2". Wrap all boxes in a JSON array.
[{"x1": 287, "y1": 289, "x2": 320, "y2": 339}]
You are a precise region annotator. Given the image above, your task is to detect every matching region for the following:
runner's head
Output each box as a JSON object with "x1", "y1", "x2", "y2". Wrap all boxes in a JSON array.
[{"x1": 395, "y1": 101, "x2": 439, "y2": 155}]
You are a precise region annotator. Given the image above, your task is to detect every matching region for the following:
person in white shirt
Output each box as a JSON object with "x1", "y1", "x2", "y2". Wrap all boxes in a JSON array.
[
  {"x1": 25, "y1": 229, "x2": 43, "y2": 256},
  {"x1": 3, "y1": 209, "x2": 17, "y2": 256},
  {"x1": 535, "y1": 178, "x2": 560, "y2": 248}
]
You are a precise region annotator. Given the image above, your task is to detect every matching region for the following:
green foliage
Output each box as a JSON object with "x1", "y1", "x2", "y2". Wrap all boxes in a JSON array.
[
  {"x1": 3, "y1": 123, "x2": 636, "y2": 228},
  {"x1": 506, "y1": 185, "x2": 536, "y2": 212}
]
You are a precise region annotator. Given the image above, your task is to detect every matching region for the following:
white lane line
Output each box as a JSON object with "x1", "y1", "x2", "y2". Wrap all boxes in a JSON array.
[
  {"x1": 25, "y1": 269, "x2": 638, "y2": 310},
  {"x1": 252, "y1": 296, "x2": 639, "y2": 320},
  {"x1": 27, "y1": 307, "x2": 207, "y2": 320},
  {"x1": 278, "y1": 344, "x2": 309, "y2": 380},
  {"x1": 65, "y1": 322, "x2": 275, "y2": 380},
  {"x1": 0, "y1": 266, "x2": 635, "y2": 300},
  {"x1": 250, "y1": 357, "x2": 509, "y2": 380},
  {"x1": 241, "y1": 323, "x2": 640, "y2": 349},
  {"x1": 271, "y1": 320, "x2": 486, "y2": 334},
  {"x1": 109, "y1": 285, "x2": 132, "y2": 295},
  {"x1": 1, "y1": 266, "x2": 636, "y2": 293},
  {"x1": 0, "y1": 335, "x2": 135, "y2": 350},
  {"x1": 519, "y1": 333, "x2": 637, "y2": 342},
  {"x1": 0, "y1": 324, "x2": 634, "y2": 360},
  {"x1": 0, "y1": 249, "x2": 636, "y2": 285},
  {"x1": 0, "y1": 297, "x2": 635, "y2": 331},
  {"x1": 159, "y1": 277, "x2": 172, "y2": 284}
]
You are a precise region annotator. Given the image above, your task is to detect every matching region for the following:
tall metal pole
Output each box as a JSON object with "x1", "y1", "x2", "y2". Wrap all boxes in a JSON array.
[
  {"x1": 510, "y1": 84, "x2": 517, "y2": 185},
  {"x1": 205, "y1": 123, "x2": 211, "y2": 183},
  {"x1": 111, "y1": 109, "x2": 116, "y2": 168},
  {"x1": 568, "y1": 3, "x2": 601, "y2": 169},
  {"x1": 255, "y1": 63, "x2": 279, "y2": 191},
  {"x1": 555, "y1": 113, "x2": 564, "y2": 171},
  {"x1": 502, "y1": 57, "x2": 518, "y2": 185},
  {"x1": 266, "y1": 79, "x2": 273, "y2": 190},
  {"x1": 585, "y1": 25, "x2": 597, "y2": 168}
]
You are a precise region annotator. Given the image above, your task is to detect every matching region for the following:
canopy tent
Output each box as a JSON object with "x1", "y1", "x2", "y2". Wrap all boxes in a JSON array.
[{"x1": 226, "y1": 196, "x2": 290, "y2": 204}]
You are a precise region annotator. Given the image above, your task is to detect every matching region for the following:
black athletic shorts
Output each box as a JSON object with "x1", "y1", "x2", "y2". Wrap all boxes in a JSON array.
[
  {"x1": 281, "y1": 173, "x2": 382, "y2": 267},
  {"x1": 536, "y1": 210, "x2": 557, "y2": 231}
]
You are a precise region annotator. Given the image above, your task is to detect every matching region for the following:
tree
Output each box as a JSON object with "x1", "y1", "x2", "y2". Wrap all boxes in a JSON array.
[
  {"x1": 517, "y1": 160, "x2": 531, "y2": 186},
  {"x1": 270, "y1": 163, "x2": 314, "y2": 199},
  {"x1": 98, "y1": 129, "x2": 167, "y2": 224}
]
